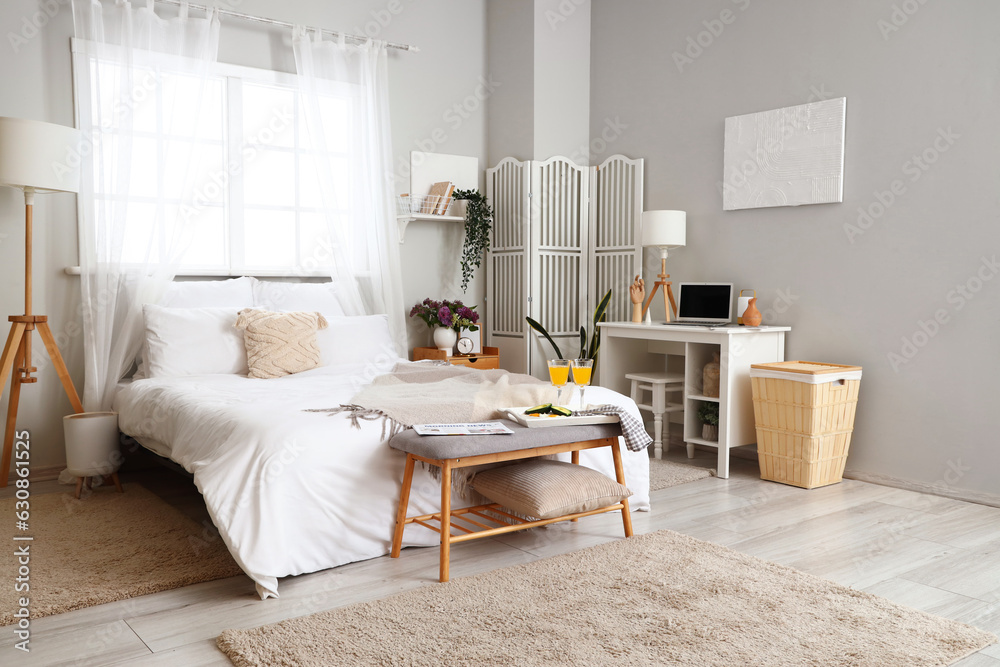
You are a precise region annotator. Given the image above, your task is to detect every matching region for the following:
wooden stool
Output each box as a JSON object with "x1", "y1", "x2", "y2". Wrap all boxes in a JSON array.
[
  {"x1": 626, "y1": 371, "x2": 687, "y2": 460},
  {"x1": 388, "y1": 422, "x2": 632, "y2": 583}
]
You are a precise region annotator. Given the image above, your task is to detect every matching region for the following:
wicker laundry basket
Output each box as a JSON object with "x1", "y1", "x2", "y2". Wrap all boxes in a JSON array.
[{"x1": 750, "y1": 361, "x2": 862, "y2": 489}]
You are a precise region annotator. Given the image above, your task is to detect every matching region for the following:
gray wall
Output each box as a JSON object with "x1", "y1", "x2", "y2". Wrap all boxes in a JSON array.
[
  {"x1": 487, "y1": 0, "x2": 592, "y2": 165},
  {"x1": 532, "y1": 0, "x2": 590, "y2": 161},
  {"x1": 487, "y1": 0, "x2": 534, "y2": 165},
  {"x1": 589, "y1": 0, "x2": 1000, "y2": 498},
  {"x1": 0, "y1": 0, "x2": 488, "y2": 472}
]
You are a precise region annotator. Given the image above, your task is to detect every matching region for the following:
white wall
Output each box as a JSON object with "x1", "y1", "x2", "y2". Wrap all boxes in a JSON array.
[
  {"x1": 588, "y1": 0, "x2": 1000, "y2": 499},
  {"x1": 0, "y1": 0, "x2": 81, "y2": 473},
  {"x1": 0, "y1": 0, "x2": 488, "y2": 472}
]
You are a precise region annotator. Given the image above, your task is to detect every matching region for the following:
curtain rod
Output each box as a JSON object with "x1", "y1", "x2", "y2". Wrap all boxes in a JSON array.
[{"x1": 154, "y1": 0, "x2": 420, "y2": 52}]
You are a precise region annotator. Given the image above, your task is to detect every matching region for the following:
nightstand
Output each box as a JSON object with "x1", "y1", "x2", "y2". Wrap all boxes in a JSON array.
[{"x1": 412, "y1": 346, "x2": 500, "y2": 369}]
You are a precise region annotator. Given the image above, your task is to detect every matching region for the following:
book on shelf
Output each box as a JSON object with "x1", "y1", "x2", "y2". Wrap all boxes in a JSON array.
[
  {"x1": 434, "y1": 182, "x2": 456, "y2": 215},
  {"x1": 424, "y1": 181, "x2": 452, "y2": 215}
]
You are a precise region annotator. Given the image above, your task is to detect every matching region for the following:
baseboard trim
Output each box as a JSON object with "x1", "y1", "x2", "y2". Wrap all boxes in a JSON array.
[
  {"x1": 656, "y1": 429, "x2": 998, "y2": 508},
  {"x1": 730, "y1": 444, "x2": 758, "y2": 461},
  {"x1": 843, "y1": 469, "x2": 1000, "y2": 509},
  {"x1": 6, "y1": 465, "x2": 63, "y2": 485}
]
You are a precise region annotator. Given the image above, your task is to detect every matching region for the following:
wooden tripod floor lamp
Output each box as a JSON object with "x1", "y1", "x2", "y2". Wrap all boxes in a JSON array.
[
  {"x1": 0, "y1": 117, "x2": 85, "y2": 487},
  {"x1": 640, "y1": 210, "x2": 687, "y2": 323}
]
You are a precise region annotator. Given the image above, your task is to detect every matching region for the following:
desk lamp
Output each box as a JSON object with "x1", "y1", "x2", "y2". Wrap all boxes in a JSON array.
[
  {"x1": 640, "y1": 210, "x2": 686, "y2": 322},
  {"x1": 0, "y1": 116, "x2": 85, "y2": 486}
]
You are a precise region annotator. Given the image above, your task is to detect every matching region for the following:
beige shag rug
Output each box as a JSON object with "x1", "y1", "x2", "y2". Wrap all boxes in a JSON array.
[
  {"x1": 218, "y1": 530, "x2": 995, "y2": 667},
  {"x1": 648, "y1": 456, "x2": 715, "y2": 491},
  {"x1": 1, "y1": 484, "x2": 243, "y2": 625}
]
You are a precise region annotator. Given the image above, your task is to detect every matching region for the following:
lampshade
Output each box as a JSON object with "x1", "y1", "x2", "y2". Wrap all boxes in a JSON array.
[
  {"x1": 0, "y1": 116, "x2": 82, "y2": 194},
  {"x1": 641, "y1": 210, "x2": 686, "y2": 248}
]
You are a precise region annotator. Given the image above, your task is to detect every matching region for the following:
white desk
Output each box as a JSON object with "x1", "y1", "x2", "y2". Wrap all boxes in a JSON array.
[{"x1": 598, "y1": 322, "x2": 790, "y2": 478}]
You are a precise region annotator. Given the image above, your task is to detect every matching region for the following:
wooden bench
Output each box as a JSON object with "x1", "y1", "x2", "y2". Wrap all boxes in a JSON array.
[{"x1": 388, "y1": 422, "x2": 633, "y2": 582}]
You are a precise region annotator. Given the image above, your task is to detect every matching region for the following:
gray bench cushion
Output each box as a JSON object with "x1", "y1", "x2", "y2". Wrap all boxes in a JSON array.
[
  {"x1": 387, "y1": 422, "x2": 623, "y2": 460},
  {"x1": 472, "y1": 459, "x2": 631, "y2": 520}
]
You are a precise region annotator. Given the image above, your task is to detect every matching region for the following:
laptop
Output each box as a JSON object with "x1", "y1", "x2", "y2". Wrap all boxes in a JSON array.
[{"x1": 661, "y1": 282, "x2": 734, "y2": 326}]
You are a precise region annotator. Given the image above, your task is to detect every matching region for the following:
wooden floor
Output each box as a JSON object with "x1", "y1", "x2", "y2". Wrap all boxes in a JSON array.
[{"x1": 4, "y1": 439, "x2": 1000, "y2": 666}]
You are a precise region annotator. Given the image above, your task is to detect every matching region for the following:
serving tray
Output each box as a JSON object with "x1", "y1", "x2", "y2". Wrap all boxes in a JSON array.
[{"x1": 500, "y1": 406, "x2": 619, "y2": 429}]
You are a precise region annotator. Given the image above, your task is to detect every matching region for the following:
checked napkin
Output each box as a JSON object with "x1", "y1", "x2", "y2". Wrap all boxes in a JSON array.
[{"x1": 573, "y1": 405, "x2": 652, "y2": 452}]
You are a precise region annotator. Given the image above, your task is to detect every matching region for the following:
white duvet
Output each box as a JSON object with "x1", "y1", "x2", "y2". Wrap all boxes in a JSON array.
[{"x1": 113, "y1": 363, "x2": 650, "y2": 598}]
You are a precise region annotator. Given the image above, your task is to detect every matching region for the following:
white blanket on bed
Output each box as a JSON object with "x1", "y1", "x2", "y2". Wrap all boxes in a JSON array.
[{"x1": 113, "y1": 363, "x2": 651, "y2": 599}]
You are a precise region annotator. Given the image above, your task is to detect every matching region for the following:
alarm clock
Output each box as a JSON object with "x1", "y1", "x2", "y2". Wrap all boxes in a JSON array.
[{"x1": 457, "y1": 336, "x2": 475, "y2": 355}]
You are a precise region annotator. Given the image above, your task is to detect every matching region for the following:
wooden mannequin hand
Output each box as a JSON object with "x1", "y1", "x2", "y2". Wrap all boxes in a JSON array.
[
  {"x1": 629, "y1": 275, "x2": 645, "y2": 304},
  {"x1": 630, "y1": 275, "x2": 645, "y2": 322}
]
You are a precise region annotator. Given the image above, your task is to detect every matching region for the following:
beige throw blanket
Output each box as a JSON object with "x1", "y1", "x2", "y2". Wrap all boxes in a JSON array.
[
  {"x1": 309, "y1": 363, "x2": 558, "y2": 438},
  {"x1": 309, "y1": 363, "x2": 559, "y2": 499}
]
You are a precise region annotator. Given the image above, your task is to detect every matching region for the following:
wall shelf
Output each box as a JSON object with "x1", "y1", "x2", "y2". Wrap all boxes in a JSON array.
[
  {"x1": 397, "y1": 213, "x2": 466, "y2": 243},
  {"x1": 397, "y1": 151, "x2": 477, "y2": 243}
]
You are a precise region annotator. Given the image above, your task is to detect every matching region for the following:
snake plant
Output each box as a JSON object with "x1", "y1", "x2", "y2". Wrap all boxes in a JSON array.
[{"x1": 526, "y1": 289, "x2": 612, "y2": 362}]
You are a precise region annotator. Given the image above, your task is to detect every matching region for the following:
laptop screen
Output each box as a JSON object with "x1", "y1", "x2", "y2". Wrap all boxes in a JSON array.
[{"x1": 676, "y1": 283, "x2": 733, "y2": 322}]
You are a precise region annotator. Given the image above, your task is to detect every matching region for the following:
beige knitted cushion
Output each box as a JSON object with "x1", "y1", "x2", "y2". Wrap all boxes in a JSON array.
[
  {"x1": 235, "y1": 309, "x2": 329, "y2": 379},
  {"x1": 472, "y1": 459, "x2": 632, "y2": 520}
]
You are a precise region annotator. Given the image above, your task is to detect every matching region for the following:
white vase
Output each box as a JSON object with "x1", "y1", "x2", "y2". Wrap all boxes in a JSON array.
[
  {"x1": 64, "y1": 412, "x2": 121, "y2": 477},
  {"x1": 433, "y1": 327, "x2": 458, "y2": 356}
]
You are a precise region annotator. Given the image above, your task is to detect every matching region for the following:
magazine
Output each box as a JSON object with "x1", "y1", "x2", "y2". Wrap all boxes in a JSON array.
[{"x1": 413, "y1": 422, "x2": 514, "y2": 436}]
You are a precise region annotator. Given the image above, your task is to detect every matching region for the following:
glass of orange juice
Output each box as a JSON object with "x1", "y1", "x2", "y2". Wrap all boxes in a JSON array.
[
  {"x1": 547, "y1": 359, "x2": 570, "y2": 404},
  {"x1": 571, "y1": 358, "x2": 594, "y2": 408}
]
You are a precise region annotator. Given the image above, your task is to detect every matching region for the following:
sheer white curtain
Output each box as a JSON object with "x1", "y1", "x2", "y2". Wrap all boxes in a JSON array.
[
  {"x1": 292, "y1": 29, "x2": 406, "y2": 355},
  {"x1": 71, "y1": 0, "x2": 220, "y2": 410}
]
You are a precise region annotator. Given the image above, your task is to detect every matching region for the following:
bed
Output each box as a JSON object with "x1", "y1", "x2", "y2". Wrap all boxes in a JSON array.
[{"x1": 112, "y1": 278, "x2": 651, "y2": 599}]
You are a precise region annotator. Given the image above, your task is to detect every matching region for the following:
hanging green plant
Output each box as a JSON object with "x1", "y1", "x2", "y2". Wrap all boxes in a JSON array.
[{"x1": 454, "y1": 188, "x2": 493, "y2": 293}]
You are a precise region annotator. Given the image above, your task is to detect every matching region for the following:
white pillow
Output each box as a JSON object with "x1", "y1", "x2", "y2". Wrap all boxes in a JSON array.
[
  {"x1": 253, "y1": 280, "x2": 346, "y2": 318},
  {"x1": 142, "y1": 305, "x2": 248, "y2": 378},
  {"x1": 134, "y1": 278, "x2": 257, "y2": 379},
  {"x1": 318, "y1": 314, "x2": 398, "y2": 368},
  {"x1": 132, "y1": 276, "x2": 257, "y2": 380},
  {"x1": 160, "y1": 277, "x2": 256, "y2": 308}
]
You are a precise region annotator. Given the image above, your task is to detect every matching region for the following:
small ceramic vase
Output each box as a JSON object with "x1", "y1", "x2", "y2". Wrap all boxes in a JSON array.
[
  {"x1": 433, "y1": 327, "x2": 458, "y2": 355},
  {"x1": 742, "y1": 297, "x2": 762, "y2": 327}
]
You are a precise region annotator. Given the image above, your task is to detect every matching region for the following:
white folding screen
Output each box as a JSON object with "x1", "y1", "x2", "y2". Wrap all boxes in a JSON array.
[
  {"x1": 485, "y1": 158, "x2": 531, "y2": 373},
  {"x1": 528, "y1": 157, "x2": 591, "y2": 377},
  {"x1": 589, "y1": 155, "x2": 644, "y2": 323},
  {"x1": 486, "y1": 154, "x2": 643, "y2": 376}
]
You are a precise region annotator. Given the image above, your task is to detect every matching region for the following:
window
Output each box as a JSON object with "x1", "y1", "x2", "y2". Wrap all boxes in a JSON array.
[{"x1": 72, "y1": 40, "x2": 353, "y2": 276}]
